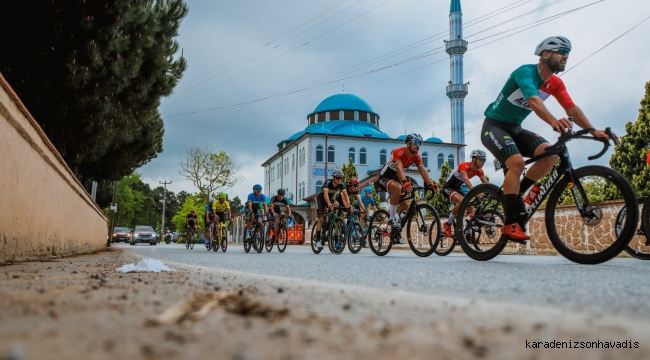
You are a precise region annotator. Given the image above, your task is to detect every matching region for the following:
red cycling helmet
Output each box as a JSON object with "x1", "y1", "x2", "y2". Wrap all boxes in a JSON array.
[
  {"x1": 646, "y1": 149, "x2": 650, "y2": 166},
  {"x1": 348, "y1": 178, "x2": 360, "y2": 187}
]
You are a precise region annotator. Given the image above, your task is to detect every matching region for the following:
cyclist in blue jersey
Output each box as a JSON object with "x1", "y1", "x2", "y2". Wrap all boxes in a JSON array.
[
  {"x1": 355, "y1": 186, "x2": 378, "y2": 228},
  {"x1": 245, "y1": 184, "x2": 268, "y2": 240},
  {"x1": 481, "y1": 36, "x2": 613, "y2": 241}
]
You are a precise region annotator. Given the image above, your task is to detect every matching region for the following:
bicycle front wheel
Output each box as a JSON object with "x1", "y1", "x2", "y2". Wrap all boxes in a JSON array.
[
  {"x1": 347, "y1": 222, "x2": 364, "y2": 254},
  {"x1": 545, "y1": 165, "x2": 638, "y2": 264},
  {"x1": 434, "y1": 214, "x2": 456, "y2": 256},
  {"x1": 189, "y1": 234, "x2": 195, "y2": 250},
  {"x1": 368, "y1": 210, "x2": 393, "y2": 256},
  {"x1": 328, "y1": 221, "x2": 346, "y2": 255},
  {"x1": 310, "y1": 220, "x2": 323, "y2": 254},
  {"x1": 221, "y1": 227, "x2": 228, "y2": 252},
  {"x1": 253, "y1": 224, "x2": 264, "y2": 253},
  {"x1": 456, "y1": 184, "x2": 507, "y2": 261},
  {"x1": 406, "y1": 203, "x2": 439, "y2": 257},
  {"x1": 277, "y1": 224, "x2": 288, "y2": 253}
]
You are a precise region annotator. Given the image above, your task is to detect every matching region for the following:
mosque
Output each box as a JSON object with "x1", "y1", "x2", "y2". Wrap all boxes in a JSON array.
[{"x1": 258, "y1": 0, "x2": 468, "y2": 227}]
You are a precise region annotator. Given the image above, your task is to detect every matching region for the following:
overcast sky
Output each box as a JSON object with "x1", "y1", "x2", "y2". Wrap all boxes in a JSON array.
[{"x1": 140, "y1": 0, "x2": 650, "y2": 200}]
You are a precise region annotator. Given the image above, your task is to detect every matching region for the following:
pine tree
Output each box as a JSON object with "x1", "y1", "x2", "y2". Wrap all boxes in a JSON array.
[
  {"x1": 428, "y1": 161, "x2": 452, "y2": 214},
  {"x1": 609, "y1": 81, "x2": 650, "y2": 196},
  {"x1": 341, "y1": 157, "x2": 359, "y2": 184},
  {"x1": 0, "y1": 0, "x2": 188, "y2": 181}
]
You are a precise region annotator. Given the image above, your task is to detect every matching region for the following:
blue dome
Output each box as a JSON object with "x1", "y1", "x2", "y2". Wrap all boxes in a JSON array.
[
  {"x1": 396, "y1": 135, "x2": 407, "y2": 141},
  {"x1": 280, "y1": 121, "x2": 391, "y2": 144},
  {"x1": 308, "y1": 94, "x2": 379, "y2": 118},
  {"x1": 425, "y1": 136, "x2": 443, "y2": 143}
]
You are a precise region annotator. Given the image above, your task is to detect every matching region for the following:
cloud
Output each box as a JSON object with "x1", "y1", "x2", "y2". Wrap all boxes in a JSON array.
[{"x1": 142, "y1": 0, "x2": 650, "y2": 199}]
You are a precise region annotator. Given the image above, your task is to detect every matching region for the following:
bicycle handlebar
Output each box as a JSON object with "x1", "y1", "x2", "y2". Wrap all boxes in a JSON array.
[{"x1": 544, "y1": 126, "x2": 616, "y2": 162}]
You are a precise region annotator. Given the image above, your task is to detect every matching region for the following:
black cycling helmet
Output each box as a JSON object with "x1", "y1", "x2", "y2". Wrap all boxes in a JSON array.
[
  {"x1": 405, "y1": 133, "x2": 423, "y2": 144},
  {"x1": 277, "y1": 189, "x2": 286, "y2": 195}
]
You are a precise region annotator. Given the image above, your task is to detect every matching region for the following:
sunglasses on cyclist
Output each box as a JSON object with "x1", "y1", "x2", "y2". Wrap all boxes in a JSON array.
[
  {"x1": 479, "y1": 157, "x2": 487, "y2": 162},
  {"x1": 334, "y1": 177, "x2": 343, "y2": 180},
  {"x1": 411, "y1": 140, "x2": 422, "y2": 146},
  {"x1": 552, "y1": 48, "x2": 570, "y2": 55}
]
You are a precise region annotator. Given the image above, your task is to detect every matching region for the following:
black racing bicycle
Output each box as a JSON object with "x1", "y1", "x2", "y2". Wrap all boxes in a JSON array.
[
  {"x1": 367, "y1": 184, "x2": 440, "y2": 257},
  {"x1": 454, "y1": 126, "x2": 637, "y2": 264},
  {"x1": 434, "y1": 201, "x2": 504, "y2": 256},
  {"x1": 615, "y1": 196, "x2": 650, "y2": 260}
]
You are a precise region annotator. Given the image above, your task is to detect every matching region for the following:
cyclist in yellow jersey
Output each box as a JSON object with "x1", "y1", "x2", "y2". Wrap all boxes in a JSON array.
[{"x1": 212, "y1": 192, "x2": 233, "y2": 228}]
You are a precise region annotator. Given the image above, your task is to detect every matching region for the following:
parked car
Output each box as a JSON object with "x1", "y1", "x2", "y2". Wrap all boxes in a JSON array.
[
  {"x1": 130, "y1": 226, "x2": 157, "y2": 246},
  {"x1": 111, "y1": 227, "x2": 130, "y2": 243}
]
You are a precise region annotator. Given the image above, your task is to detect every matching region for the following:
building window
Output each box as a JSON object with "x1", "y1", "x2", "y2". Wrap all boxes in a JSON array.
[
  {"x1": 354, "y1": 111, "x2": 359, "y2": 120},
  {"x1": 298, "y1": 183, "x2": 302, "y2": 199},
  {"x1": 300, "y1": 148, "x2": 305, "y2": 166},
  {"x1": 339, "y1": 110, "x2": 344, "y2": 120},
  {"x1": 366, "y1": 113, "x2": 370, "y2": 122},
  {"x1": 438, "y1": 153, "x2": 444, "y2": 169},
  {"x1": 348, "y1": 147, "x2": 355, "y2": 163},
  {"x1": 315, "y1": 180, "x2": 323, "y2": 195},
  {"x1": 316, "y1": 145, "x2": 324, "y2": 162},
  {"x1": 315, "y1": 114, "x2": 319, "y2": 123},
  {"x1": 325, "y1": 112, "x2": 330, "y2": 121},
  {"x1": 302, "y1": 181, "x2": 305, "y2": 198},
  {"x1": 359, "y1": 148, "x2": 367, "y2": 165},
  {"x1": 265, "y1": 170, "x2": 269, "y2": 183},
  {"x1": 277, "y1": 164, "x2": 281, "y2": 178},
  {"x1": 422, "y1": 152, "x2": 428, "y2": 168},
  {"x1": 292, "y1": 155, "x2": 295, "y2": 171},
  {"x1": 380, "y1": 149, "x2": 387, "y2": 165},
  {"x1": 285, "y1": 159, "x2": 289, "y2": 174},
  {"x1": 448, "y1": 154, "x2": 455, "y2": 169},
  {"x1": 327, "y1": 145, "x2": 335, "y2": 163}
]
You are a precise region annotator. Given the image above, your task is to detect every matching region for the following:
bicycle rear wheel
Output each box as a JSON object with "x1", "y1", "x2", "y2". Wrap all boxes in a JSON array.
[
  {"x1": 368, "y1": 210, "x2": 393, "y2": 256},
  {"x1": 347, "y1": 222, "x2": 364, "y2": 254},
  {"x1": 310, "y1": 220, "x2": 323, "y2": 254},
  {"x1": 277, "y1": 223, "x2": 288, "y2": 253},
  {"x1": 265, "y1": 226, "x2": 274, "y2": 253},
  {"x1": 456, "y1": 184, "x2": 507, "y2": 261},
  {"x1": 545, "y1": 165, "x2": 638, "y2": 264},
  {"x1": 253, "y1": 223, "x2": 264, "y2": 253},
  {"x1": 221, "y1": 227, "x2": 228, "y2": 252},
  {"x1": 407, "y1": 203, "x2": 439, "y2": 257},
  {"x1": 189, "y1": 233, "x2": 195, "y2": 250},
  {"x1": 620, "y1": 197, "x2": 650, "y2": 259},
  {"x1": 434, "y1": 214, "x2": 456, "y2": 256},
  {"x1": 328, "y1": 221, "x2": 346, "y2": 255},
  {"x1": 243, "y1": 232, "x2": 252, "y2": 253}
]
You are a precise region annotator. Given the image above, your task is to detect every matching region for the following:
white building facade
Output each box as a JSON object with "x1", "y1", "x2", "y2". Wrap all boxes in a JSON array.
[{"x1": 262, "y1": 94, "x2": 462, "y2": 207}]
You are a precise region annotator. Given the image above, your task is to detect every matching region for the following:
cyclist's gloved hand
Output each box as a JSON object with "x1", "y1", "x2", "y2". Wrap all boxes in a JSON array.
[
  {"x1": 402, "y1": 181, "x2": 412, "y2": 192},
  {"x1": 427, "y1": 181, "x2": 440, "y2": 193}
]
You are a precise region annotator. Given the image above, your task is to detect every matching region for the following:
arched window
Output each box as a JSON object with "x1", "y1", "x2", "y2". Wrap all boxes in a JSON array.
[
  {"x1": 271, "y1": 166, "x2": 275, "y2": 180},
  {"x1": 359, "y1": 148, "x2": 367, "y2": 165},
  {"x1": 327, "y1": 145, "x2": 335, "y2": 163},
  {"x1": 438, "y1": 153, "x2": 445, "y2": 169},
  {"x1": 354, "y1": 111, "x2": 359, "y2": 120},
  {"x1": 292, "y1": 154, "x2": 295, "y2": 171},
  {"x1": 325, "y1": 112, "x2": 330, "y2": 121},
  {"x1": 348, "y1": 147, "x2": 355, "y2": 164},
  {"x1": 422, "y1": 152, "x2": 429, "y2": 168},
  {"x1": 298, "y1": 183, "x2": 302, "y2": 199},
  {"x1": 315, "y1": 180, "x2": 323, "y2": 195},
  {"x1": 380, "y1": 149, "x2": 387, "y2": 165},
  {"x1": 300, "y1": 148, "x2": 305, "y2": 166},
  {"x1": 302, "y1": 181, "x2": 306, "y2": 198},
  {"x1": 366, "y1": 113, "x2": 370, "y2": 122},
  {"x1": 448, "y1": 154, "x2": 455, "y2": 169},
  {"x1": 265, "y1": 170, "x2": 269, "y2": 183},
  {"x1": 339, "y1": 110, "x2": 344, "y2": 120},
  {"x1": 315, "y1": 113, "x2": 319, "y2": 123},
  {"x1": 316, "y1": 145, "x2": 324, "y2": 162}
]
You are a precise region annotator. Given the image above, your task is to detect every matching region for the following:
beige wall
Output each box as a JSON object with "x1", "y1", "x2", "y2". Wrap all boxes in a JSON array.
[{"x1": 0, "y1": 73, "x2": 108, "y2": 261}]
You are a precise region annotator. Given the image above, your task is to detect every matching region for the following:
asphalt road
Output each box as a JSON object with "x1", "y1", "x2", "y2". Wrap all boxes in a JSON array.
[{"x1": 118, "y1": 242, "x2": 650, "y2": 320}]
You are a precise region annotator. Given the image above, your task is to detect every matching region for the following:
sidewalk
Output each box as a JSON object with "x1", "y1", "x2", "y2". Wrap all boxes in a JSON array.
[{"x1": 0, "y1": 247, "x2": 648, "y2": 359}]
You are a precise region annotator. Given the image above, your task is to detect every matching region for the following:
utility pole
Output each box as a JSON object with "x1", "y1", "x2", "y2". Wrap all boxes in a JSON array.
[{"x1": 159, "y1": 181, "x2": 172, "y2": 234}]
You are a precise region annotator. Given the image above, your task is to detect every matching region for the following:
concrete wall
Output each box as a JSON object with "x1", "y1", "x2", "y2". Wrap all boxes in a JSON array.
[{"x1": 0, "y1": 73, "x2": 108, "y2": 261}]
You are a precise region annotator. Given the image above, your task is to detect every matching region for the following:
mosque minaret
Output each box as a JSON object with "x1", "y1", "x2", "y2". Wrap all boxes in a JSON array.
[{"x1": 445, "y1": 0, "x2": 468, "y2": 161}]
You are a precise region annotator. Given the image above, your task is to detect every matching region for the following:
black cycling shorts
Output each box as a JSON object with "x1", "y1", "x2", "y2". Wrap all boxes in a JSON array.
[
  {"x1": 442, "y1": 183, "x2": 465, "y2": 202},
  {"x1": 375, "y1": 175, "x2": 408, "y2": 200},
  {"x1": 480, "y1": 117, "x2": 548, "y2": 164}
]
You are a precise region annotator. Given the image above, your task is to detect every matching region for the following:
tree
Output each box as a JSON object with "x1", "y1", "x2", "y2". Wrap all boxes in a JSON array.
[
  {"x1": 229, "y1": 196, "x2": 243, "y2": 216},
  {"x1": 0, "y1": 0, "x2": 188, "y2": 181},
  {"x1": 178, "y1": 146, "x2": 243, "y2": 202},
  {"x1": 609, "y1": 81, "x2": 650, "y2": 196},
  {"x1": 341, "y1": 157, "x2": 359, "y2": 184},
  {"x1": 172, "y1": 195, "x2": 204, "y2": 233},
  {"x1": 110, "y1": 174, "x2": 146, "y2": 228},
  {"x1": 428, "y1": 161, "x2": 452, "y2": 214}
]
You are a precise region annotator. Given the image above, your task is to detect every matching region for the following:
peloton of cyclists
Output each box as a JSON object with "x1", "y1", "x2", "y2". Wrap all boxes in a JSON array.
[
  {"x1": 375, "y1": 133, "x2": 440, "y2": 244},
  {"x1": 245, "y1": 184, "x2": 268, "y2": 240},
  {"x1": 481, "y1": 36, "x2": 612, "y2": 241},
  {"x1": 442, "y1": 149, "x2": 490, "y2": 238}
]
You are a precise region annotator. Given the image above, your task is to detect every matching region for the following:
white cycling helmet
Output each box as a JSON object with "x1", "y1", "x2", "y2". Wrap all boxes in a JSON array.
[
  {"x1": 470, "y1": 149, "x2": 486, "y2": 158},
  {"x1": 332, "y1": 169, "x2": 344, "y2": 177},
  {"x1": 534, "y1": 36, "x2": 571, "y2": 56}
]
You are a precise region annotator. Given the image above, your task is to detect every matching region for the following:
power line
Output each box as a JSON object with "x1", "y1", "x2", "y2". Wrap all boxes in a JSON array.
[
  {"x1": 167, "y1": 0, "x2": 569, "y2": 117},
  {"x1": 561, "y1": 13, "x2": 650, "y2": 76}
]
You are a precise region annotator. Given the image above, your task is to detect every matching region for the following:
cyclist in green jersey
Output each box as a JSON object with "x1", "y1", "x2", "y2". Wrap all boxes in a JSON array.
[{"x1": 481, "y1": 36, "x2": 613, "y2": 241}]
